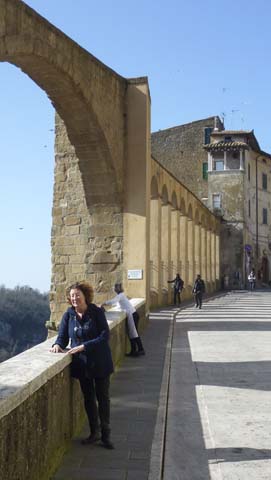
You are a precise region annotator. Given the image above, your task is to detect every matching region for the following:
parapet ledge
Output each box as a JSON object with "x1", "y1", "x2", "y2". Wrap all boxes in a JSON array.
[{"x1": 0, "y1": 298, "x2": 145, "y2": 421}]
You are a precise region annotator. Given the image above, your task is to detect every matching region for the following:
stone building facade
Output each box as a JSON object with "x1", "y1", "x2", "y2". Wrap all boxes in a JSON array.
[
  {"x1": 152, "y1": 118, "x2": 271, "y2": 289},
  {"x1": 151, "y1": 116, "x2": 224, "y2": 202},
  {"x1": 206, "y1": 130, "x2": 271, "y2": 288}
]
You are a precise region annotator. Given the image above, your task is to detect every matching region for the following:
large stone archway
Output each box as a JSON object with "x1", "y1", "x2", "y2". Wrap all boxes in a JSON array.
[{"x1": 0, "y1": 0, "x2": 151, "y2": 325}]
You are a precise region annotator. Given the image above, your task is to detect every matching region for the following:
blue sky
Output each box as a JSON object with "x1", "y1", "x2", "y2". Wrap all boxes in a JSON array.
[{"x1": 1, "y1": 0, "x2": 270, "y2": 292}]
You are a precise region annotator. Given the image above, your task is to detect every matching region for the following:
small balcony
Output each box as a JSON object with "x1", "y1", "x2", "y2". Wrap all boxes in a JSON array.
[{"x1": 204, "y1": 141, "x2": 248, "y2": 172}]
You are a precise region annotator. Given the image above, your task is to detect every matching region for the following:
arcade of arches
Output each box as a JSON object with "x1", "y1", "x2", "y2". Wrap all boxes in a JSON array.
[
  {"x1": 0, "y1": 0, "x2": 220, "y2": 327},
  {"x1": 150, "y1": 158, "x2": 220, "y2": 306}
]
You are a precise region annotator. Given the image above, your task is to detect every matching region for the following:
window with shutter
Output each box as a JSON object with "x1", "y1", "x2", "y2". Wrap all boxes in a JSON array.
[{"x1": 202, "y1": 162, "x2": 208, "y2": 180}]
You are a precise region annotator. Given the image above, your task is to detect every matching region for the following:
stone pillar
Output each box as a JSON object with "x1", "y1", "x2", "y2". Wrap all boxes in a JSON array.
[
  {"x1": 124, "y1": 79, "x2": 151, "y2": 308},
  {"x1": 180, "y1": 214, "x2": 188, "y2": 298},
  {"x1": 208, "y1": 152, "x2": 212, "y2": 172},
  {"x1": 187, "y1": 218, "x2": 195, "y2": 290},
  {"x1": 171, "y1": 209, "x2": 180, "y2": 279},
  {"x1": 161, "y1": 203, "x2": 171, "y2": 304},
  {"x1": 240, "y1": 150, "x2": 245, "y2": 170},
  {"x1": 211, "y1": 231, "x2": 216, "y2": 291},
  {"x1": 224, "y1": 151, "x2": 227, "y2": 170},
  {"x1": 194, "y1": 223, "x2": 201, "y2": 277},
  {"x1": 50, "y1": 116, "x2": 123, "y2": 327},
  {"x1": 216, "y1": 232, "x2": 220, "y2": 288},
  {"x1": 201, "y1": 226, "x2": 207, "y2": 284},
  {"x1": 150, "y1": 197, "x2": 161, "y2": 307},
  {"x1": 206, "y1": 229, "x2": 211, "y2": 291}
]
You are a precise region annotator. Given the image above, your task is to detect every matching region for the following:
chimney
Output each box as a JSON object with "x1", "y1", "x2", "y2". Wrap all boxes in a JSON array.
[{"x1": 213, "y1": 116, "x2": 219, "y2": 132}]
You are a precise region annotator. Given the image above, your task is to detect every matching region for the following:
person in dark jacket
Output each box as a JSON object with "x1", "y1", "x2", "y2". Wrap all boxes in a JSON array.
[
  {"x1": 50, "y1": 281, "x2": 114, "y2": 449},
  {"x1": 168, "y1": 273, "x2": 184, "y2": 305},
  {"x1": 192, "y1": 274, "x2": 205, "y2": 309}
]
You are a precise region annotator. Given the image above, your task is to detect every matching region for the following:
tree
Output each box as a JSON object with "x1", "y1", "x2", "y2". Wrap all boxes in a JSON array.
[{"x1": 0, "y1": 285, "x2": 49, "y2": 362}]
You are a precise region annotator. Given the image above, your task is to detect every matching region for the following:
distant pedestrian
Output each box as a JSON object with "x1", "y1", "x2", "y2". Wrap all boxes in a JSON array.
[
  {"x1": 193, "y1": 274, "x2": 205, "y2": 309},
  {"x1": 168, "y1": 273, "x2": 184, "y2": 305},
  {"x1": 102, "y1": 283, "x2": 145, "y2": 357},
  {"x1": 248, "y1": 268, "x2": 256, "y2": 290}
]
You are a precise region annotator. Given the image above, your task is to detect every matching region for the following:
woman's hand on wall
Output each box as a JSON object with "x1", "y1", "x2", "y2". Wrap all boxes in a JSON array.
[
  {"x1": 68, "y1": 344, "x2": 85, "y2": 355},
  {"x1": 50, "y1": 344, "x2": 64, "y2": 353}
]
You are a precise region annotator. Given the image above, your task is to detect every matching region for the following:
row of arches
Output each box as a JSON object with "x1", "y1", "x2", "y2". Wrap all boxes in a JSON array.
[{"x1": 149, "y1": 159, "x2": 220, "y2": 306}]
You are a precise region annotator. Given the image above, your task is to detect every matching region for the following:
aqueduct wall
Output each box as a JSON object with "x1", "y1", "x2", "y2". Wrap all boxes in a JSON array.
[
  {"x1": 0, "y1": 0, "x2": 219, "y2": 326},
  {"x1": 0, "y1": 0, "x2": 150, "y2": 326},
  {"x1": 0, "y1": 2, "x2": 221, "y2": 479}
]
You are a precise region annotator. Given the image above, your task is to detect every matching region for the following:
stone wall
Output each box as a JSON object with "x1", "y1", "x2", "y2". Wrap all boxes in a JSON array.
[
  {"x1": 151, "y1": 116, "x2": 223, "y2": 202},
  {"x1": 208, "y1": 171, "x2": 245, "y2": 287},
  {"x1": 50, "y1": 115, "x2": 124, "y2": 326},
  {"x1": 0, "y1": 300, "x2": 146, "y2": 480}
]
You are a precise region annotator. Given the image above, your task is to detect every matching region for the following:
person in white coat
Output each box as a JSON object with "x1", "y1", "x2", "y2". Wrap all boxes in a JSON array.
[{"x1": 102, "y1": 283, "x2": 145, "y2": 357}]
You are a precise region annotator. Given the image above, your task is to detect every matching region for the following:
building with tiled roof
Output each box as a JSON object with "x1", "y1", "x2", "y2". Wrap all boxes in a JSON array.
[{"x1": 152, "y1": 118, "x2": 271, "y2": 289}]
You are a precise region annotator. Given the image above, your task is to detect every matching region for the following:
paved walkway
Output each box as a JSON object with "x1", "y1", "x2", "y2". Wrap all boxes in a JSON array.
[
  {"x1": 164, "y1": 289, "x2": 271, "y2": 480},
  {"x1": 52, "y1": 290, "x2": 271, "y2": 480},
  {"x1": 52, "y1": 305, "x2": 176, "y2": 480}
]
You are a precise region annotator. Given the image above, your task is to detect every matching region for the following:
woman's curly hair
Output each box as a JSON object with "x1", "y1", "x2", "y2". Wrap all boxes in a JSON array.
[{"x1": 66, "y1": 281, "x2": 94, "y2": 305}]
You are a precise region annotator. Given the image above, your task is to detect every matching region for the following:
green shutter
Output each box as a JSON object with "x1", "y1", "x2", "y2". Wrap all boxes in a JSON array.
[{"x1": 202, "y1": 162, "x2": 208, "y2": 180}]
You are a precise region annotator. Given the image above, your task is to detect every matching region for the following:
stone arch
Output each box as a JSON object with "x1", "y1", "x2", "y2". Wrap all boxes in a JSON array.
[
  {"x1": 194, "y1": 209, "x2": 200, "y2": 225},
  {"x1": 0, "y1": 1, "x2": 152, "y2": 325},
  {"x1": 187, "y1": 203, "x2": 193, "y2": 220},
  {"x1": 201, "y1": 214, "x2": 206, "y2": 228},
  {"x1": 151, "y1": 176, "x2": 159, "y2": 199},
  {"x1": 180, "y1": 197, "x2": 186, "y2": 215},
  {"x1": 161, "y1": 185, "x2": 169, "y2": 205},
  {"x1": 0, "y1": 0, "x2": 125, "y2": 208},
  {"x1": 171, "y1": 191, "x2": 178, "y2": 210}
]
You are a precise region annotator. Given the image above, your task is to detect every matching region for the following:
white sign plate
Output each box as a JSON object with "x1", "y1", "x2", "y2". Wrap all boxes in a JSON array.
[{"x1": 127, "y1": 269, "x2": 143, "y2": 280}]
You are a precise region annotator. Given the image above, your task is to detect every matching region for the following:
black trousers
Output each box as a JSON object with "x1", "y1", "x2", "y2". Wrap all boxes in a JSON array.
[
  {"x1": 195, "y1": 292, "x2": 203, "y2": 308},
  {"x1": 173, "y1": 289, "x2": 181, "y2": 305},
  {"x1": 79, "y1": 375, "x2": 110, "y2": 433},
  {"x1": 133, "y1": 311, "x2": 139, "y2": 330}
]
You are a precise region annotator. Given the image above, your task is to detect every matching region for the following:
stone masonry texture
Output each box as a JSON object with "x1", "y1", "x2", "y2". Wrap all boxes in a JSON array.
[{"x1": 151, "y1": 116, "x2": 224, "y2": 202}]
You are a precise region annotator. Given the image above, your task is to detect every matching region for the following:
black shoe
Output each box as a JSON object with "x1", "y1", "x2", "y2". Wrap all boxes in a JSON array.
[
  {"x1": 81, "y1": 432, "x2": 100, "y2": 445},
  {"x1": 101, "y1": 438, "x2": 115, "y2": 449},
  {"x1": 125, "y1": 351, "x2": 139, "y2": 357},
  {"x1": 137, "y1": 349, "x2": 145, "y2": 356},
  {"x1": 101, "y1": 429, "x2": 115, "y2": 449}
]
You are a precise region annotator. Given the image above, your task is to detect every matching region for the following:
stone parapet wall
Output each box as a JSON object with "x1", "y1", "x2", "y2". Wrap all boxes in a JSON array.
[{"x1": 0, "y1": 300, "x2": 146, "y2": 480}]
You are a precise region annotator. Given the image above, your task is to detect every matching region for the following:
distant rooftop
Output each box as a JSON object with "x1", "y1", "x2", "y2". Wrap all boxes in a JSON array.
[
  {"x1": 212, "y1": 130, "x2": 253, "y2": 135},
  {"x1": 204, "y1": 141, "x2": 249, "y2": 152},
  {"x1": 152, "y1": 115, "x2": 224, "y2": 135}
]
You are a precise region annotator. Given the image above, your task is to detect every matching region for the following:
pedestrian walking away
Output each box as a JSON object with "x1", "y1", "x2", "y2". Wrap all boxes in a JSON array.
[
  {"x1": 248, "y1": 268, "x2": 256, "y2": 291},
  {"x1": 102, "y1": 283, "x2": 145, "y2": 357},
  {"x1": 168, "y1": 273, "x2": 184, "y2": 305},
  {"x1": 50, "y1": 281, "x2": 114, "y2": 449},
  {"x1": 193, "y1": 274, "x2": 205, "y2": 309}
]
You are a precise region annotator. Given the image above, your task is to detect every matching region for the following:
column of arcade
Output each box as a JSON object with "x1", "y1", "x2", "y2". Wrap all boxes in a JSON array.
[{"x1": 149, "y1": 197, "x2": 218, "y2": 306}]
